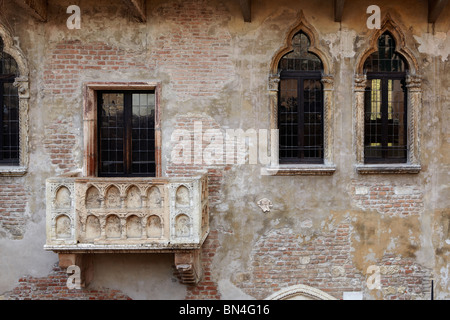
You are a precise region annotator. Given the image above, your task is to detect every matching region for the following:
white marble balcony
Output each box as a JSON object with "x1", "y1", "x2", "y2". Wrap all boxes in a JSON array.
[{"x1": 44, "y1": 172, "x2": 209, "y2": 284}]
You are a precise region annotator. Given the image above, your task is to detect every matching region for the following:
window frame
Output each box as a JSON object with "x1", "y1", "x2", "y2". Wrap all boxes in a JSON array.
[
  {"x1": 0, "y1": 26, "x2": 30, "y2": 177},
  {"x1": 264, "y1": 13, "x2": 336, "y2": 176},
  {"x1": 364, "y1": 72, "x2": 408, "y2": 164},
  {"x1": 354, "y1": 16, "x2": 422, "y2": 174},
  {"x1": 0, "y1": 73, "x2": 20, "y2": 165},
  {"x1": 278, "y1": 70, "x2": 324, "y2": 164},
  {"x1": 83, "y1": 82, "x2": 162, "y2": 178},
  {"x1": 97, "y1": 90, "x2": 157, "y2": 178}
]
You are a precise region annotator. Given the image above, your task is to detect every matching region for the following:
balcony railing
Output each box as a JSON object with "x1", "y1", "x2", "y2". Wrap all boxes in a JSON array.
[{"x1": 44, "y1": 172, "x2": 209, "y2": 284}]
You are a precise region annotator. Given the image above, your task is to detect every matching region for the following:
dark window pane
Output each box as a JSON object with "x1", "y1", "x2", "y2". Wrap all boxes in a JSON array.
[
  {"x1": 0, "y1": 82, "x2": 20, "y2": 165},
  {"x1": 98, "y1": 91, "x2": 156, "y2": 177},
  {"x1": 363, "y1": 32, "x2": 408, "y2": 164},
  {"x1": 303, "y1": 79, "x2": 323, "y2": 159},
  {"x1": 99, "y1": 93, "x2": 125, "y2": 175},
  {"x1": 0, "y1": 38, "x2": 19, "y2": 78},
  {"x1": 277, "y1": 31, "x2": 324, "y2": 164},
  {"x1": 279, "y1": 78, "x2": 298, "y2": 160},
  {"x1": 130, "y1": 93, "x2": 155, "y2": 175},
  {"x1": 364, "y1": 32, "x2": 408, "y2": 72},
  {"x1": 364, "y1": 78, "x2": 407, "y2": 163},
  {"x1": 278, "y1": 32, "x2": 323, "y2": 72}
]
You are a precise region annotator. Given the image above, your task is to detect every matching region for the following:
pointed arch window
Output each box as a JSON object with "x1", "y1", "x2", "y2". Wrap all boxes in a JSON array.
[
  {"x1": 278, "y1": 32, "x2": 324, "y2": 164},
  {"x1": 355, "y1": 17, "x2": 422, "y2": 174},
  {"x1": 0, "y1": 37, "x2": 20, "y2": 165},
  {"x1": 363, "y1": 32, "x2": 408, "y2": 164}
]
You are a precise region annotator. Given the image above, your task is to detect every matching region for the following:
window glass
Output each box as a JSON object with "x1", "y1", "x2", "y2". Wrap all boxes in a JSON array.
[
  {"x1": 278, "y1": 32, "x2": 324, "y2": 164},
  {"x1": 0, "y1": 37, "x2": 20, "y2": 165},
  {"x1": 363, "y1": 33, "x2": 408, "y2": 163},
  {"x1": 98, "y1": 91, "x2": 156, "y2": 176}
]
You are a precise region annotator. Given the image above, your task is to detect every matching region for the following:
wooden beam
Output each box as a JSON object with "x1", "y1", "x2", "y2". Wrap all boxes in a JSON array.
[
  {"x1": 14, "y1": 0, "x2": 48, "y2": 22},
  {"x1": 122, "y1": 0, "x2": 147, "y2": 23},
  {"x1": 239, "y1": 0, "x2": 251, "y2": 23},
  {"x1": 334, "y1": 0, "x2": 345, "y2": 22},
  {"x1": 428, "y1": 0, "x2": 449, "y2": 23}
]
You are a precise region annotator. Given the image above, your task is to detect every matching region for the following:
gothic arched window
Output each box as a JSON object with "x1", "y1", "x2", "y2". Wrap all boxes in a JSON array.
[
  {"x1": 278, "y1": 32, "x2": 324, "y2": 164},
  {"x1": 363, "y1": 32, "x2": 408, "y2": 163},
  {"x1": 0, "y1": 37, "x2": 20, "y2": 165}
]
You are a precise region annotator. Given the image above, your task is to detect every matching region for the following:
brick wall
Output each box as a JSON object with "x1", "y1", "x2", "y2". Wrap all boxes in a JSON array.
[
  {"x1": 0, "y1": 182, "x2": 28, "y2": 239},
  {"x1": 182, "y1": 230, "x2": 221, "y2": 300},
  {"x1": 351, "y1": 182, "x2": 424, "y2": 216},
  {"x1": 43, "y1": 41, "x2": 146, "y2": 98},
  {"x1": 377, "y1": 254, "x2": 432, "y2": 300},
  {"x1": 44, "y1": 2, "x2": 233, "y2": 99},
  {"x1": 236, "y1": 222, "x2": 363, "y2": 300},
  {"x1": 44, "y1": 119, "x2": 79, "y2": 173},
  {"x1": 234, "y1": 222, "x2": 432, "y2": 300},
  {"x1": 166, "y1": 114, "x2": 232, "y2": 205},
  {"x1": 4, "y1": 264, "x2": 131, "y2": 300},
  {"x1": 6, "y1": 0, "x2": 434, "y2": 301},
  {"x1": 152, "y1": 0, "x2": 233, "y2": 98}
]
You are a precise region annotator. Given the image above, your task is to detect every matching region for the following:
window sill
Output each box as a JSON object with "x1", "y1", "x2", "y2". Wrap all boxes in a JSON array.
[
  {"x1": 0, "y1": 166, "x2": 27, "y2": 177},
  {"x1": 356, "y1": 164, "x2": 421, "y2": 175},
  {"x1": 262, "y1": 164, "x2": 336, "y2": 176}
]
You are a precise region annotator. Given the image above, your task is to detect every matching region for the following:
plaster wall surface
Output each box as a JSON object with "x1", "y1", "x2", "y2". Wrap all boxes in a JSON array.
[{"x1": 0, "y1": 0, "x2": 448, "y2": 300}]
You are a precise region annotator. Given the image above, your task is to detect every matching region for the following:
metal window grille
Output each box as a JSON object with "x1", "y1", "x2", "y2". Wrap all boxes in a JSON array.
[
  {"x1": 98, "y1": 91, "x2": 156, "y2": 177},
  {"x1": 363, "y1": 33, "x2": 408, "y2": 163},
  {"x1": 0, "y1": 37, "x2": 20, "y2": 165},
  {"x1": 278, "y1": 32, "x2": 324, "y2": 164}
]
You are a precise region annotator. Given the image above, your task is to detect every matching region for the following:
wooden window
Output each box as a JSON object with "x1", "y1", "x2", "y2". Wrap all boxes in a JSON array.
[
  {"x1": 0, "y1": 37, "x2": 20, "y2": 166},
  {"x1": 278, "y1": 32, "x2": 324, "y2": 164},
  {"x1": 98, "y1": 91, "x2": 156, "y2": 177},
  {"x1": 363, "y1": 32, "x2": 408, "y2": 164}
]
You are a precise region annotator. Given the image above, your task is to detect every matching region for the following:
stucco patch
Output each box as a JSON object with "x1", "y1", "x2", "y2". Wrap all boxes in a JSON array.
[
  {"x1": 323, "y1": 29, "x2": 357, "y2": 59},
  {"x1": 414, "y1": 32, "x2": 450, "y2": 62}
]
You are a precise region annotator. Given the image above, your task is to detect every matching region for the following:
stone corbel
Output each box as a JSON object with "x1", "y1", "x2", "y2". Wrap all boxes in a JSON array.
[
  {"x1": 174, "y1": 250, "x2": 202, "y2": 285},
  {"x1": 58, "y1": 253, "x2": 94, "y2": 288}
]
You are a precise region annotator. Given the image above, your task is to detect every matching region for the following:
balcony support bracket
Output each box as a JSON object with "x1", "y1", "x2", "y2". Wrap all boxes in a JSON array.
[
  {"x1": 58, "y1": 253, "x2": 94, "y2": 288},
  {"x1": 175, "y1": 250, "x2": 202, "y2": 285}
]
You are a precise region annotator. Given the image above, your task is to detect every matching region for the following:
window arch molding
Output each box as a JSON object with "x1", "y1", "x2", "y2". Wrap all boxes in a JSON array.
[
  {"x1": 0, "y1": 24, "x2": 30, "y2": 176},
  {"x1": 269, "y1": 12, "x2": 332, "y2": 76},
  {"x1": 265, "y1": 284, "x2": 337, "y2": 300},
  {"x1": 354, "y1": 15, "x2": 422, "y2": 174},
  {"x1": 355, "y1": 14, "x2": 419, "y2": 75},
  {"x1": 266, "y1": 11, "x2": 335, "y2": 176}
]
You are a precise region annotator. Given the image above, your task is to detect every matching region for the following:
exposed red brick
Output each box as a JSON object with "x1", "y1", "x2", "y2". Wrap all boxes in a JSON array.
[
  {"x1": 0, "y1": 183, "x2": 28, "y2": 239},
  {"x1": 44, "y1": 119, "x2": 79, "y2": 173},
  {"x1": 351, "y1": 182, "x2": 424, "y2": 216},
  {"x1": 4, "y1": 265, "x2": 131, "y2": 300}
]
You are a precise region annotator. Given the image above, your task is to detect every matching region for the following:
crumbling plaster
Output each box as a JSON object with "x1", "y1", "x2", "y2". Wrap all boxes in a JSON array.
[{"x1": 0, "y1": 0, "x2": 448, "y2": 299}]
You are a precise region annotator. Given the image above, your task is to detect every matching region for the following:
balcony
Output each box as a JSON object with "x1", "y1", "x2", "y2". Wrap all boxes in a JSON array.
[{"x1": 44, "y1": 172, "x2": 209, "y2": 285}]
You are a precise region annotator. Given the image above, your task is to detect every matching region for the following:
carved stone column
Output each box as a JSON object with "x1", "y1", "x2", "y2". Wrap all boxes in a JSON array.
[
  {"x1": 354, "y1": 74, "x2": 367, "y2": 164},
  {"x1": 322, "y1": 74, "x2": 334, "y2": 165},
  {"x1": 83, "y1": 87, "x2": 97, "y2": 177},
  {"x1": 405, "y1": 74, "x2": 422, "y2": 165},
  {"x1": 268, "y1": 74, "x2": 280, "y2": 166},
  {"x1": 12, "y1": 76, "x2": 30, "y2": 174}
]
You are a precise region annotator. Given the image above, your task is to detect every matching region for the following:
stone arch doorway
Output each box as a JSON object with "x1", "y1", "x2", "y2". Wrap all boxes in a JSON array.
[{"x1": 265, "y1": 285, "x2": 337, "y2": 300}]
